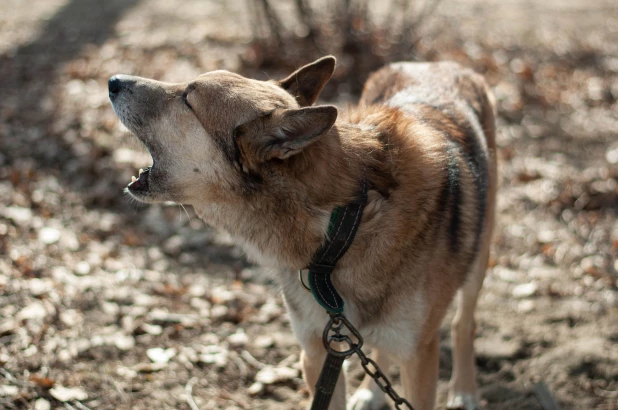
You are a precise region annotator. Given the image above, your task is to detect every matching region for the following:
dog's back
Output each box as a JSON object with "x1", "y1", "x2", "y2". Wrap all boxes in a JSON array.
[
  {"x1": 345, "y1": 61, "x2": 498, "y2": 409},
  {"x1": 361, "y1": 61, "x2": 497, "y2": 272}
]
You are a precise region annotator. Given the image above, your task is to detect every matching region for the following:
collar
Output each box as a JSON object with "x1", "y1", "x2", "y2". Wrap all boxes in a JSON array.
[{"x1": 304, "y1": 178, "x2": 368, "y2": 314}]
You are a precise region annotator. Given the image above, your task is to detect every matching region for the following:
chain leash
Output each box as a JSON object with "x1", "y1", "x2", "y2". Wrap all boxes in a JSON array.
[{"x1": 322, "y1": 313, "x2": 414, "y2": 410}]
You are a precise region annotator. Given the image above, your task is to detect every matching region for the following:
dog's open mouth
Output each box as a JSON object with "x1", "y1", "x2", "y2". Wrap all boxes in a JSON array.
[{"x1": 128, "y1": 166, "x2": 151, "y2": 192}]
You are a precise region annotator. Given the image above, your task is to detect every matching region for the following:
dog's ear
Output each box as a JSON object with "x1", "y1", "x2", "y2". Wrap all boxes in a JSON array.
[
  {"x1": 236, "y1": 106, "x2": 337, "y2": 170},
  {"x1": 278, "y1": 56, "x2": 336, "y2": 107}
]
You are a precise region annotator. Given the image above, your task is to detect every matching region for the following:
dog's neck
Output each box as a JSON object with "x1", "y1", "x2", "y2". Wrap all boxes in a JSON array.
[{"x1": 193, "y1": 119, "x2": 385, "y2": 270}]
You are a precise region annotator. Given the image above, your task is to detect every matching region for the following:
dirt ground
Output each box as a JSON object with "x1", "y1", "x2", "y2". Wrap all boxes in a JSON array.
[{"x1": 1, "y1": 0, "x2": 617, "y2": 409}]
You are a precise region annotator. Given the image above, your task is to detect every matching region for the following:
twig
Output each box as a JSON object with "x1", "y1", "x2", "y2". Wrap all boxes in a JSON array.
[
  {"x1": 413, "y1": 0, "x2": 446, "y2": 28},
  {"x1": 240, "y1": 350, "x2": 266, "y2": 369},
  {"x1": 178, "y1": 204, "x2": 192, "y2": 222},
  {"x1": 594, "y1": 386, "x2": 618, "y2": 398},
  {"x1": 246, "y1": 0, "x2": 263, "y2": 40},
  {"x1": 258, "y1": 0, "x2": 283, "y2": 45},
  {"x1": 232, "y1": 352, "x2": 248, "y2": 380},
  {"x1": 278, "y1": 353, "x2": 298, "y2": 368},
  {"x1": 185, "y1": 377, "x2": 200, "y2": 410},
  {"x1": 0, "y1": 368, "x2": 30, "y2": 388},
  {"x1": 295, "y1": 0, "x2": 314, "y2": 34},
  {"x1": 534, "y1": 382, "x2": 562, "y2": 410},
  {"x1": 0, "y1": 368, "x2": 17, "y2": 382},
  {"x1": 219, "y1": 390, "x2": 250, "y2": 410},
  {"x1": 72, "y1": 401, "x2": 92, "y2": 410}
]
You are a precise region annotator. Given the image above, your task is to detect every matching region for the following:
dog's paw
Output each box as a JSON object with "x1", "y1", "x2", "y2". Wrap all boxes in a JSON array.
[
  {"x1": 347, "y1": 388, "x2": 387, "y2": 410},
  {"x1": 446, "y1": 392, "x2": 481, "y2": 410}
]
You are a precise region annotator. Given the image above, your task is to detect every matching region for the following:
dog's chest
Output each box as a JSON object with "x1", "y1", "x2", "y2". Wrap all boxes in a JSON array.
[{"x1": 279, "y1": 269, "x2": 424, "y2": 359}]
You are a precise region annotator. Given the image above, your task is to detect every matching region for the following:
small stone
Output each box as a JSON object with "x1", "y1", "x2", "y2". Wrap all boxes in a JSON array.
[
  {"x1": 141, "y1": 323, "x2": 163, "y2": 335},
  {"x1": 227, "y1": 330, "x2": 249, "y2": 347},
  {"x1": 536, "y1": 230, "x2": 555, "y2": 243},
  {"x1": 255, "y1": 299, "x2": 282, "y2": 323},
  {"x1": 147, "y1": 347, "x2": 176, "y2": 364},
  {"x1": 255, "y1": 366, "x2": 298, "y2": 384},
  {"x1": 580, "y1": 255, "x2": 604, "y2": 275},
  {"x1": 0, "y1": 385, "x2": 19, "y2": 396},
  {"x1": 57, "y1": 349, "x2": 73, "y2": 362},
  {"x1": 512, "y1": 282, "x2": 538, "y2": 298},
  {"x1": 34, "y1": 398, "x2": 51, "y2": 410},
  {"x1": 60, "y1": 309, "x2": 83, "y2": 327},
  {"x1": 23, "y1": 344, "x2": 38, "y2": 357},
  {"x1": 3, "y1": 206, "x2": 32, "y2": 225},
  {"x1": 476, "y1": 336, "x2": 522, "y2": 359},
  {"x1": 134, "y1": 294, "x2": 155, "y2": 306},
  {"x1": 529, "y1": 267, "x2": 560, "y2": 280},
  {"x1": 116, "y1": 367, "x2": 138, "y2": 379},
  {"x1": 28, "y1": 278, "x2": 53, "y2": 296},
  {"x1": 17, "y1": 301, "x2": 47, "y2": 321},
  {"x1": 113, "y1": 334, "x2": 136, "y2": 351},
  {"x1": 247, "y1": 382, "x2": 264, "y2": 396},
  {"x1": 210, "y1": 287, "x2": 235, "y2": 304},
  {"x1": 74, "y1": 261, "x2": 91, "y2": 275},
  {"x1": 607, "y1": 147, "x2": 618, "y2": 164},
  {"x1": 518, "y1": 300, "x2": 536, "y2": 313},
  {"x1": 50, "y1": 386, "x2": 88, "y2": 402},
  {"x1": 163, "y1": 235, "x2": 184, "y2": 255},
  {"x1": 254, "y1": 335, "x2": 275, "y2": 348},
  {"x1": 199, "y1": 345, "x2": 228, "y2": 368},
  {"x1": 210, "y1": 305, "x2": 228, "y2": 320},
  {"x1": 493, "y1": 267, "x2": 519, "y2": 283},
  {"x1": 189, "y1": 284, "x2": 207, "y2": 297},
  {"x1": 38, "y1": 227, "x2": 61, "y2": 245}
]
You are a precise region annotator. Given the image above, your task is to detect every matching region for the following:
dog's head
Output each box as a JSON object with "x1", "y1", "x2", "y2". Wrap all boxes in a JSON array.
[{"x1": 108, "y1": 56, "x2": 337, "y2": 205}]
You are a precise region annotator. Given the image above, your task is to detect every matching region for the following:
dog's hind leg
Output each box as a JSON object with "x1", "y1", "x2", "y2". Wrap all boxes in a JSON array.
[
  {"x1": 400, "y1": 331, "x2": 440, "y2": 410},
  {"x1": 347, "y1": 349, "x2": 390, "y2": 410},
  {"x1": 447, "y1": 252, "x2": 487, "y2": 410},
  {"x1": 301, "y1": 337, "x2": 347, "y2": 410}
]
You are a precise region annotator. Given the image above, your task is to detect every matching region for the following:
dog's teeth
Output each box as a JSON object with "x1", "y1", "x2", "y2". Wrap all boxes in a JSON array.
[
  {"x1": 132, "y1": 176, "x2": 137, "y2": 183},
  {"x1": 139, "y1": 168, "x2": 144, "y2": 175}
]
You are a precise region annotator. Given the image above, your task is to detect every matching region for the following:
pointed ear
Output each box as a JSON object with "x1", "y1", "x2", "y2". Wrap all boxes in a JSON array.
[
  {"x1": 236, "y1": 106, "x2": 337, "y2": 168},
  {"x1": 278, "y1": 56, "x2": 336, "y2": 107},
  {"x1": 264, "y1": 105, "x2": 337, "y2": 160}
]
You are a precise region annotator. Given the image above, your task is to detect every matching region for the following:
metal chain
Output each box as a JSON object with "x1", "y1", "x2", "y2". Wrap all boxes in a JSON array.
[{"x1": 322, "y1": 314, "x2": 414, "y2": 410}]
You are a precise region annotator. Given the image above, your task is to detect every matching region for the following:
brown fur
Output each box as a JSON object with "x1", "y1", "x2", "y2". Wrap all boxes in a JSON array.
[{"x1": 109, "y1": 56, "x2": 497, "y2": 410}]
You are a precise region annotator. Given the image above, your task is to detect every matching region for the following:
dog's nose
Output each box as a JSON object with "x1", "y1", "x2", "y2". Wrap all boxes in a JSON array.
[{"x1": 108, "y1": 75, "x2": 123, "y2": 97}]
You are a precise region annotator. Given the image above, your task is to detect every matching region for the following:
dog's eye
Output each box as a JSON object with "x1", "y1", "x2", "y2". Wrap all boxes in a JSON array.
[
  {"x1": 233, "y1": 126, "x2": 242, "y2": 138},
  {"x1": 182, "y1": 92, "x2": 192, "y2": 110}
]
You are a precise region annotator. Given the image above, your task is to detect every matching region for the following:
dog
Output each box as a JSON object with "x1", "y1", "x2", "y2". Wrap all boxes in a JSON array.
[{"x1": 109, "y1": 56, "x2": 496, "y2": 410}]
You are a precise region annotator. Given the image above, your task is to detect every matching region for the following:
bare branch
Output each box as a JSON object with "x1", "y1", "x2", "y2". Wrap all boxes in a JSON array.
[
  {"x1": 257, "y1": 0, "x2": 284, "y2": 45},
  {"x1": 185, "y1": 377, "x2": 200, "y2": 410}
]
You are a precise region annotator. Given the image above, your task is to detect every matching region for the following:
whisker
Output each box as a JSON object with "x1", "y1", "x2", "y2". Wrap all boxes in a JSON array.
[{"x1": 179, "y1": 203, "x2": 192, "y2": 222}]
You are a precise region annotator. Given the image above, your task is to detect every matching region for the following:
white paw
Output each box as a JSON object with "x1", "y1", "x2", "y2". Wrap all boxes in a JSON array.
[
  {"x1": 347, "y1": 388, "x2": 386, "y2": 410},
  {"x1": 447, "y1": 392, "x2": 481, "y2": 410}
]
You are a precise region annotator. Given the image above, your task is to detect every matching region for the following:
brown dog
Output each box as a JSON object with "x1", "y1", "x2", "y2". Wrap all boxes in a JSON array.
[{"x1": 109, "y1": 56, "x2": 496, "y2": 410}]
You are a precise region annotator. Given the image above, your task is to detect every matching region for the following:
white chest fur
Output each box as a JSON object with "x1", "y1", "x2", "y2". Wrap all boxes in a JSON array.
[{"x1": 279, "y1": 268, "x2": 426, "y2": 360}]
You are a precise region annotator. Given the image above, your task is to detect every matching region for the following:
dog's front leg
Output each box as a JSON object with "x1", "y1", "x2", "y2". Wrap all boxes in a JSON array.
[
  {"x1": 400, "y1": 331, "x2": 440, "y2": 410},
  {"x1": 301, "y1": 336, "x2": 347, "y2": 410}
]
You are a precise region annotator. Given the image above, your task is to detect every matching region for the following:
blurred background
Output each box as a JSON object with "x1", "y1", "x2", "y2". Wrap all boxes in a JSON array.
[{"x1": 0, "y1": 0, "x2": 617, "y2": 409}]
